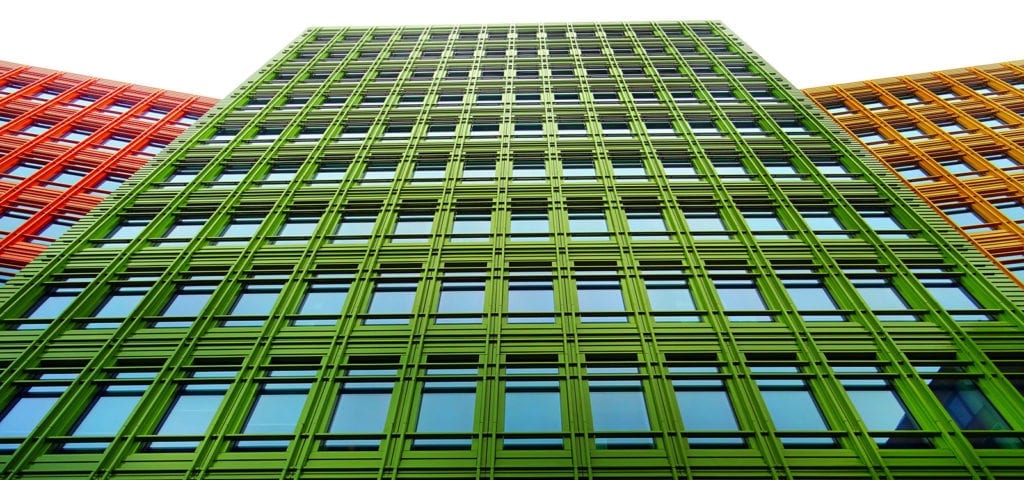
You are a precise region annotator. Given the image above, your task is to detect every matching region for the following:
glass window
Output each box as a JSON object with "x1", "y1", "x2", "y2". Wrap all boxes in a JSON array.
[
  {"x1": 325, "y1": 370, "x2": 395, "y2": 449},
  {"x1": 88, "y1": 284, "x2": 149, "y2": 325},
  {"x1": 450, "y1": 213, "x2": 490, "y2": 242},
  {"x1": 923, "y1": 373, "x2": 1020, "y2": 448},
  {"x1": 801, "y1": 210, "x2": 848, "y2": 238},
  {"x1": 5, "y1": 161, "x2": 45, "y2": 178},
  {"x1": 942, "y1": 206, "x2": 986, "y2": 227},
  {"x1": 673, "y1": 369, "x2": 742, "y2": 447},
  {"x1": 834, "y1": 366, "x2": 924, "y2": 448},
  {"x1": 461, "y1": 162, "x2": 494, "y2": 182},
  {"x1": 163, "y1": 165, "x2": 202, "y2": 187},
  {"x1": 0, "y1": 210, "x2": 32, "y2": 234},
  {"x1": 61, "y1": 129, "x2": 93, "y2": 143},
  {"x1": 714, "y1": 278, "x2": 769, "y2": 321},
  {"x1": 611, "y1": 159, "x2": 647, "y2": 180},
  {"x1": 273, "y1": 216, "x2": 319, "y2": 244},
  {"x1": 508, "y1": 275, "x2": 554, "y2": 323},
  {"x1": 783, "y1": 278, "x2": 841, "y2": 321},
  {"x1": 414, "y1": 369, "x2": 477, "y2": 448},
  {"x1": 227, "y1": 283, "x2": 283, "y2": 322},
  {"x1": 24, "y1": 284, "x2": 87, "y2": 320},
  {"x1": 919, "y1": 278, "x2": 987, "y2": 321},
  {"x1": 150, "y1": 372, "x2": 233, "y2": 450},
  {"x1": 856, "y1": 130, "x2": 886, "y2": 143},
  {"x1": 684, "y1": 212, "x2": 728, "y2": 239},
  {"x1": 742, "y1": 211, "x2": 787, "y2": 239},
  {"x1": 49, "y1": 169, "x2": 87, "y2": 186},
  {"x1": 860, "y1": 210, "x2": 909, "y2": 238},
  {"x1": 312, "y1": 162, "x2": 348, "y2": 181},
  {"x1": 568, "y1": 211, "x2": 608, "y2": 240},
  {"x1": 64, "y1": 372, "x2": 154, "y2": 451},
  {"x1": 161, "y1": 217, "x2": 206, "y2": 243},
  {"x1": 296, "y1": 277, "x2": 350, "y2": 322},
  {"x1": 576, "y1": 276, "x2": 626, "y2": 322},
  {"x1": 411, "y1": 163, "x2": 447, "y2": 181},
  {"x1": 509, "y1": 211, "x2": 549, "y2": 240},
  {"x1": 0, "y1": 372, "x2": 76, "y2": 451},
  {"x1": 100, "y1": 135, "x2": 134, "y2": 149},
  {"x1": 562, "y1": 158, "x2": 596, "y2": 180},
  {"x1": 392, "y1": 213, "x2": 434, "y2": 242},
  {"x1": 35, "y1": 217, "x2": 75, "y2": 241},
  {"x1": 588, "y1": 368, "x2": 652, "y2": 448},
  {"x1": 159, "y1": 284, "x2": 216, "y2": 321},
  {"x1": 512, "y1": 159, "x2": 546, "y2": 180},
  {"x1": 20, "y1": 122, "x2": 52, "y2": 136},
  {"x1": 215, "y1": 216, "x2": 262, "y2": 245},
  {"x1": 333, "y1": 214, "x2": 377, "y2": 243},
  {"x1": 852, "y1": 278, "x2": 914, "y2": 321},
  {"x1": 237, "y1": 371, "x2": 312, "y2": 450},
  {"x1": 366, "y1": 281, "x2": 417, "y2": 325},
  {"x1": 626, "y1": 211, "x2": 668, "y2": 240},
  {"x1": 437, "y1": 278, "x2": 485, "y2": 324},
  {"x1": 503, "y1": 368, "x2": 562, "y2": 448},
  {"x1": 644, "y1": 276, "x2": 697, "y2": 322},
  {"x1": 752, "y1": 366, "x2": 833, "y2": 447},
  {"x1": 361, "y1": 163, "x2": 396, "y2": 183}
]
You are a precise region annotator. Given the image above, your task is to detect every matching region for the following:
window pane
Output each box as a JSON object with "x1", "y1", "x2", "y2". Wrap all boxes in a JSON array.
[
  {"x1": 0, "y1": 396, "x2": 59, "y2": 437},
  {"x1": 846, "y1": 389, "x2": 917, "y2": 431},
  {"x1": 154, "y1": 392, "x2": 224, "y2": 436},
  {"x1": 760, "y1": 389, "x2": 829, "y2": 431},
  {"x1": 676, "y1": 389, "x2": 740, "y2": 436}
]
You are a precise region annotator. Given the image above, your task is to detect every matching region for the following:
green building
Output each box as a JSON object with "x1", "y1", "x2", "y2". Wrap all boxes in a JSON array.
[{"x1": 1, "y1": 22, "x2": 1023, "y2": 479}]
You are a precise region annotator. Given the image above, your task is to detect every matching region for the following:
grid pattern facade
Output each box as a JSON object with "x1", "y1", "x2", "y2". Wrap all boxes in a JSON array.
[
  {"x1": 0, "y1": 22, "x2": 1023, "y2": 480},
  {"x1": 804, "y1": 61, "x2": 1024, "y2": 287},
  {"x1": 0, "y1": 61, "x2": 217, "y2": 283}
]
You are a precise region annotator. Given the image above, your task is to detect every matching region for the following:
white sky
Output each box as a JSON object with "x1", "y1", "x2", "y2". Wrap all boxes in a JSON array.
[{"x1": 3, "y1": 0, "x2": 1022, "y2": 99}]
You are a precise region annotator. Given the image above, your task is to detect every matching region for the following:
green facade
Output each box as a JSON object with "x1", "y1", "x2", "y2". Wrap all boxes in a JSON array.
[{"x1": 1, "y1": 21, "x2": 1023, "y2": 479}]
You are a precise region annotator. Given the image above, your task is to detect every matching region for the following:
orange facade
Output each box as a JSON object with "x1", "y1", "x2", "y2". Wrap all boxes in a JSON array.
[
  {"x1": 0, "y1": 61, "x2": 216, "y2": 283},
  {"x1": 805, "y1": 61, "x2": 1024, "y2": 286}
]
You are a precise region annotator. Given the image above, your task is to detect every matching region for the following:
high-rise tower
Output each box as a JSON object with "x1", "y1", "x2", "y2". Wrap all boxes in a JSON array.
[
  {"x1": 1, "y1": 23, "x2": 1022, "y2": 479},
  {"x1": 805, "y1": 61, "x2": 1024, "y2": 287},
  {"x1": 0, "y1": 61, "x2": 217, "y2": 284}
]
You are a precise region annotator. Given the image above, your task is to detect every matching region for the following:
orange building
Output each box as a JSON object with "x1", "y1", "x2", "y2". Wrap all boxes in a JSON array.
[
  {"x1": 805, "y1": 61, "x2": 1024, "y2": 286},
  {"x1": 0, "y1": 61, "x2": 216, "y2": 284}
]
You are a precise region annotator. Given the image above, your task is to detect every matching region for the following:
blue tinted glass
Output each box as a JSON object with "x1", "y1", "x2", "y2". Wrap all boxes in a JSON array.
[
  {"x1": 505, "y1": 389, "x2": 560, "y2": 432},
  {"x1": 0, "y1": 396, "x2": 59, "y2": 436},
  {"x1": 230, "y1": 286, "x2": 282, "y2": 315},
  {"x1": 438, "y1": 285, "x2": 484, "y2": 313},
  {"x1": 508, "y1": 284, "x2": 554, "y2": 312},
  {"x1": 26, "y1": 294, "x2": 77, "y2": 319},
  {"x1": 242, "y1": 392, "x2": 307, "y2": 434},
  {"x1": 926, "y1": 378, "x2": 1010, "y2": 430},
  {"x1": 155, "y1": 392, "x2": 224, "y2": 436},
  {"x1": 589, "y1": 383, "x2": 650, "y2": 431},
  {"x1": 330, "y1": 390, "x2": 392, "y2": 432},
  {"x1": 760, "y1": 389, "x2": 828, "y2": 431},
  {"x1": 855, "y1": 281, "x2": 908, "y2": 310},
  {"x1": 577, "y1": 282, "x2": 625, "y2": 311},
  {"x1": 368, "y1": 284, "x2": 416, "y2": 314},
  {"x1": 416, "y1": 389, "x2": 475, "y2": 433},
  {"x1": 162, "y1": 290, "x2": 212, "y2": 316},
  {"x1": 645, "y1": 279, "x2": 695, "y2": 310},
  {"x1": 785, "y1": 283, "x2": 837, "y2": 310},
  {"x1": 94, "y1": 293, "x2": 146, "y2": 317},
  {"x1": 676, "y1": 389, "x2": 739, "y2": 431},
  {"x1": 72, "y1": 394, "x2": 143, "y2": 436},
  {"x1": 298, "y1": 285, "x2": 348, "y2": 315},
  {"x1": 715, "y1": 281, "x2": 766, "y2": 310},
  {"x1": 845, "y1": 389, "x2": 917, "y2": 431}
]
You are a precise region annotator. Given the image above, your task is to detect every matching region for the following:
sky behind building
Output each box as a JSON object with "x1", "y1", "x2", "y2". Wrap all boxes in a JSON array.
[{"x1": 3, "y1": 0, "x2": 1022, "y2": 98}]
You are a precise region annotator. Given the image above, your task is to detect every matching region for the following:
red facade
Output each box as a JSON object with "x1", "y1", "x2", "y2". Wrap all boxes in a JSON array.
[{"x1": 0, "y1": 61, "x2": 217, "y2": 283}]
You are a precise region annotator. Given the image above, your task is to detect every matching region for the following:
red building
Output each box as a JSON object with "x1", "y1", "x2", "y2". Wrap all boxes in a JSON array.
[{"x1": 0, "y1": 61, "x2": 217, "y2": 284}]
